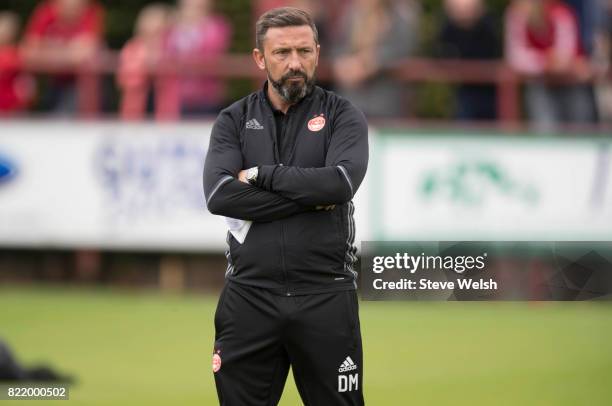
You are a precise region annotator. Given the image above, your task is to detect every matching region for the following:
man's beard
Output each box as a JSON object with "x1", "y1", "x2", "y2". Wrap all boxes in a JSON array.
[{"x1": 268, "y1": 69, "x2": 315, "y2": 104}]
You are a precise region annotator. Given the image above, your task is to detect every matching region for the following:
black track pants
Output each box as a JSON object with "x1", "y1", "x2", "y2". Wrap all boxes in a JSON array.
[{"x1": 212, "y1": 281, "x2": 364, "y2": 406}]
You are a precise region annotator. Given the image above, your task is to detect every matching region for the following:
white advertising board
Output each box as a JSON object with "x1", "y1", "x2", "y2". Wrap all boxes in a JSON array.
[
  {"x1": 1, "y1": 122, "x2": 609, "y2": 251},
  {"x1": 372, "y1": 134, "x2": 612, "y2": 240},
  {"x1": 0, "y1": 121, "x2": 228, "y2": 251}
]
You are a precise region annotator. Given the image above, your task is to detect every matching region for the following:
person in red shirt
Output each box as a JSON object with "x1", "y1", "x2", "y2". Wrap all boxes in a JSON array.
[
  {"x1": 165, "y1": 0, "x2": 232, "y2": 117},
  {"x1": 505, "y1": 0, "x2": 596, "y2": 130},
  {"x1": 0, "y1": 12, "x2": 33, "y2": 114},
  {"x1": 117, "y1": 3, "x2": 172, "y2": 121},
  {"x1": 21, "y1": 0, "x2": 104, "y2": 114}
]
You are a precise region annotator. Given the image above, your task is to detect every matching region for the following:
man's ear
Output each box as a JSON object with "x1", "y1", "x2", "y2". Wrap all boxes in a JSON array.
[
  {"x1": 315, "y1": 44, "x2": 321, "y2": 67},
  {"x1": 252, "y1": 48, "x2": 266, "y2": 71}
]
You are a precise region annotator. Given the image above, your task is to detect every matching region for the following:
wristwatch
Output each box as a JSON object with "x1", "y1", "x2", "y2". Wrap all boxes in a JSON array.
[{"x1": 246, "y1": 166, "x2": 259, "y2": 185}]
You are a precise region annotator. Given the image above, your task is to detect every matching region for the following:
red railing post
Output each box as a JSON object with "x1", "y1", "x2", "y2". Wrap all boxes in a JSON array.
[
  {"x1": 155, "y1": 61, "x2": 180, "y2": 121},
  {"x1": 77, "y1": 64, "x2": 100, "y2": 119},
  {"x1": 497, "y1": 66, "x2": 520, "y2": 127}
]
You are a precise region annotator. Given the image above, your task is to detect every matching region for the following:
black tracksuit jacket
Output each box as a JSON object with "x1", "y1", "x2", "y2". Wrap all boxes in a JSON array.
[{"x1": 203, "y1": 82, "x2": 368, "y2": 296}]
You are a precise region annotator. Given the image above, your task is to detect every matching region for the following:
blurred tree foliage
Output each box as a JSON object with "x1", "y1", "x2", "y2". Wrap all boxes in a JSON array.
[{"x1": 1, "y1": 0, "x2": 512, "y2": 119}]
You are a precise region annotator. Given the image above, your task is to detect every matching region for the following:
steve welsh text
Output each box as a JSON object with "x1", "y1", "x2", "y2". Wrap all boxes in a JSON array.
[{"x1": 372, "y1": 278, "x2": 498, "y2": 291}]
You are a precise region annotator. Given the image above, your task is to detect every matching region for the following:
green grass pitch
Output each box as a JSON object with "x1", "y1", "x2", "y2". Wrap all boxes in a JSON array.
[{"x1": 0, "y1": 286, "x2": 611, "y2": 405}]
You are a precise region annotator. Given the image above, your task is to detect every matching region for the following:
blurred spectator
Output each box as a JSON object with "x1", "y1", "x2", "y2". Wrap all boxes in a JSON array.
[
  {"x1": 331, "y1": 0, "x2": 420, "y2": 119},
  {"x1": 437, "y1": 0, "x2": 501, "y2": 121},
  {"x1": 592, "y1": 0, "x2": 612, "y2": 121},
  {"x1": 165, "y1": 0, "x2": 231, "y2": 117},
  {"x1": 505, "y1": 0, "x2": 596, "y2": 131},
  {"x1": 0, "y1": 12, "x2": 33, "y2": 114},
  {"x1": 21, "y1": 0, "x2": 105, "y2": 115},
  {"x1": 117, "y1": 3, "x2": 172, "y2": 120},
  {"x1": 563, "y1": 0, "x2": 601, "y2": 123},
  {"x1": 563, "y1": 0, "x2": 598, "y2": 55}
]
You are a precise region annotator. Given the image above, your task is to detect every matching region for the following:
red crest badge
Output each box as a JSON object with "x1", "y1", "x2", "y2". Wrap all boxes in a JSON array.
[
  {"x1": 212, "y1": 352, "x2": 222, "y2": 373},
  {"x1": 308, "y1": 115, "x2": 326, "y2": 132}
]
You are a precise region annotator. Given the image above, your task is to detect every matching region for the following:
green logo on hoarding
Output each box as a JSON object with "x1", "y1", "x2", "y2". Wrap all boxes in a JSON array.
[{"x1": 421, "y1": 161, "x2": 539, "y2": 205}]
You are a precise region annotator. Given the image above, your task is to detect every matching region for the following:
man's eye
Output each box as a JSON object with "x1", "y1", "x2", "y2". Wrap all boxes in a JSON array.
[{"x1": 300, "y1": 49, "x2": 312, "y2": 54}]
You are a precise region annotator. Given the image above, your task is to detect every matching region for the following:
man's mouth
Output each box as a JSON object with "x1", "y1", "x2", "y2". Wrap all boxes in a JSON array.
[{"x1": 283, "y1": 71, "x2": 307, "y2": 82}]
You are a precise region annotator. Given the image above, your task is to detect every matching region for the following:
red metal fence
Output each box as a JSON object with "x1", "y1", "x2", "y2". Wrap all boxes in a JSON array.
[{"x1": 22, "y1": 52, "x2": 606, "y2": 126}]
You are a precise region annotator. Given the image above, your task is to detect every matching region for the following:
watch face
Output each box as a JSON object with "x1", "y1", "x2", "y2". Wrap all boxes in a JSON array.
[{"x1": 247, "y1": 168, "x2": 257, "y2": 183}]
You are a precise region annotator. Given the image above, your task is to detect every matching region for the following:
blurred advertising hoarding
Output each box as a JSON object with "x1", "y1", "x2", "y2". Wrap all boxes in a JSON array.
[
  {"x1": 0, "y1": 121, "x2": 227, "y2": 251},
  {"x1": 0, "y1": 122, "x2": 610, "y2": 252},
  {"x1": 371, "y1": 133, "x2": 612, "y2": 240}
]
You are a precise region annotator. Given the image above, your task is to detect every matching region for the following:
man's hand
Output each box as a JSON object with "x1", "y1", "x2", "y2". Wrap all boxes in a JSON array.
[
  {"x1": 238, "y1": 169, "x2": 248, "y2": 184},
  {"x1": 316, "y1": 205, "x2": 335, "y2": 211}
]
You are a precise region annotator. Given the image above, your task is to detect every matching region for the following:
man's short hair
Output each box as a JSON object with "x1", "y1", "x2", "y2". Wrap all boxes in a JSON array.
[{"x1": 255, "y1": 7, "x2": 319, "y2": 51}]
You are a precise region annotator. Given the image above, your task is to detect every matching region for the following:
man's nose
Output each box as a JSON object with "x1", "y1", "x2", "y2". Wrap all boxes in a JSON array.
[{"x1": 287, "y1": 51, "x2": 302, "y2": 71}]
